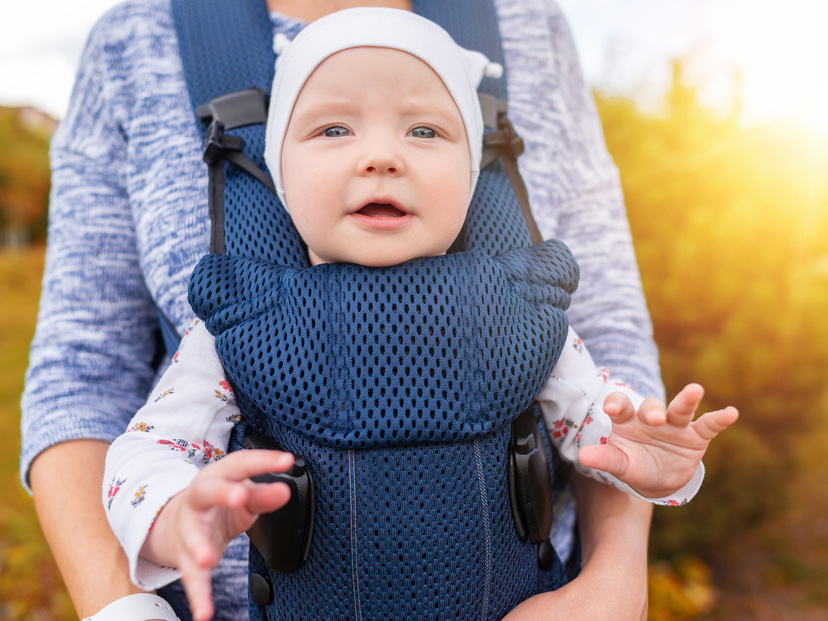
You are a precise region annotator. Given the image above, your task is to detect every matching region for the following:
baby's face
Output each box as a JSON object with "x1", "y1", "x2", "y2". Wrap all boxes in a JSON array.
[{"x1": 281, "y1": 47, "x2": 472, "y2": 267}]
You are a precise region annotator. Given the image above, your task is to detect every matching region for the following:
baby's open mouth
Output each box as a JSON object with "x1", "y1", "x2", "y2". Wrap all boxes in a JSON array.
[{"x1": 356, "y1": 203, "x2": 407, "y2": 217}]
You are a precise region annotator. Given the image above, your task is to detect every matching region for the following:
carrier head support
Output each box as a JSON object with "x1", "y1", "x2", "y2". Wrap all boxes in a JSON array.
[{"x1": 263, "y1": 7, "x2": 503, "y2": 212}]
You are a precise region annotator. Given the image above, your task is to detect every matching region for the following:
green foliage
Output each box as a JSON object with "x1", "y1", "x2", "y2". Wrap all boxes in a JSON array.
[{"x1": 597, "y1": 60, "x2": 828, "y2": 617}]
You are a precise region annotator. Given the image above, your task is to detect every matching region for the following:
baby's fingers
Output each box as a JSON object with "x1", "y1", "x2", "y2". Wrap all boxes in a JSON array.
[
  {"x1": 578, "y1": 444, "x2": 629, "y2": 480},
  {"x1": 189, "y1": 450, "x2": 294, "y2": 510},
  {"x1": 180, "y1": 558, "x2": 215, "y2": 621},
  {"x1": 603, "y1": 392, "x2": 637, "y2": 424},
  {"x1": 665, "y1": 383, "x2": 705, "y2": 427},
  {"x1": 691, "y1": 406, "x2": 739, "y2": 441},
  {"x1": 637, "y1": 397, "x2": 668, "y2": 426},
  {"x1": 245, "y1": 479, "x2": 293, "y2": 516}
]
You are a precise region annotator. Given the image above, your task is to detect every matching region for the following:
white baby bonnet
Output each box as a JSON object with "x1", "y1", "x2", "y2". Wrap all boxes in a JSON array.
[{"x1": 263, "y1": 7, "x2": 503, "y2": 209}]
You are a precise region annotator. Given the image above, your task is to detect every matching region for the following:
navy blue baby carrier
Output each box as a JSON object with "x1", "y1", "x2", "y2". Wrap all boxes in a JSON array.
[{"x1": 169, "y1": 1, "x2": 580, "y2": 619}]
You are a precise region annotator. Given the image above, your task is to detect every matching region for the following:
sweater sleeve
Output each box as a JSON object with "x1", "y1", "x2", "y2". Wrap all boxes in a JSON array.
[
  {"x1": 19, "y1": 10, "x2": 161, "y2": 491},
  {"x1": 104, "y1": 319, "x2": 240, "y2": 590},
  {"x1": 538, "y1": 327, "x2": 703, "y2": 506},
  {"x1": 551, "y1": 7, "x2": 663, "y2": 400}
]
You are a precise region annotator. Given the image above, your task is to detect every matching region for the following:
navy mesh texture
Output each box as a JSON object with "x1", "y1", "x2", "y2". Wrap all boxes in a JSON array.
[
  {"x1": 189, "y1": 241, "x2": 578, "y2": 448},
  {"x1": 193, "y1": 241, "x2": 578, "y2": 619},
  {"x1": 237, "y1": 424, "x2": 544, "y2": 620},
  {"x1": 172, "y1": 0, "x2": 275, "y2": 142},
  {"x1": 223, "y1": 127, "x2": 306, "y2": 267}
]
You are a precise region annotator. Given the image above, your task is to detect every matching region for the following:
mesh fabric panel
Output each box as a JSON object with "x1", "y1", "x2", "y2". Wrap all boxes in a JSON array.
[
  {"x1": 238, "y1": 426, "x2": 544, "y2": 621},
  {"x1": 192, "y1": 241, "x2": 579, "y2": 618},
  {"x1": 451, "y1": 161, "x2": 533, "y2": 255},
  {"x1": 189, "y1": 241, "x2": 577, "y2": 448}
]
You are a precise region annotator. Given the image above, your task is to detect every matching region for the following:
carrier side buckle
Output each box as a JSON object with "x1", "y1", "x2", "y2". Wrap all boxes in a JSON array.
[
  {"x1": 242, "y1": 434, "x2": 315, "y2": 573},
  {"x1": 507, "y1": 407, "x2": 554, "y2": 544}
]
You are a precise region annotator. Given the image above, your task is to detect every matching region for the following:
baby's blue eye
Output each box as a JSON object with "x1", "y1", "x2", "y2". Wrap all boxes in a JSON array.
[
  {"x1": 411, "y1": 127, "x2": 436, "y2": 139},
  {"x1": 324, "y1": 126, "x2": 350, "y2": 137}
]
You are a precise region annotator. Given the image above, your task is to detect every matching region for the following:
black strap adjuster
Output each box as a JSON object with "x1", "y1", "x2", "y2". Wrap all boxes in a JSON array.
[
  {"x1": 203, "y1": 121, "x2": 243, "y2": 166},
  {"x1": 480, "y1": 108, "x2": 542, "y2": 245},
  {"x1": 197, "y1": 87, "x2": 269, "y2": 130}
]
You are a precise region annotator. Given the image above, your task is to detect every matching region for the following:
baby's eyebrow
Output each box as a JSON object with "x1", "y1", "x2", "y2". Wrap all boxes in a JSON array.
[
  {"x1": 295, "y1": 97, "x2": 356, "y2": 118},
  {"x1": 286, "y1": 100, "x2": 354, "y2": 131}
]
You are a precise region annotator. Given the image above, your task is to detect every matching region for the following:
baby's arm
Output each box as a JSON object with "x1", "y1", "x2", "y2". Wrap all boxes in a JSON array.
[
  {"x1": 103, "y1": 318, "x2": 240, "y2": 587},
  {"x1": 104, "y1": 318, "x2": 294, "y2": 621},
  {"x1": 537, "y1": 327, "x2": 737, "y2": 504}
]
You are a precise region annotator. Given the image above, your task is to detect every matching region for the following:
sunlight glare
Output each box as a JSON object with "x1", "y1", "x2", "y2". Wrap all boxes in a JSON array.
[
  {"x1": 803, "y1": 79, "x2": 828, "y2": 133},
  {"x1": 701, "y1": 0, "x2": 828, "y2": 130}
]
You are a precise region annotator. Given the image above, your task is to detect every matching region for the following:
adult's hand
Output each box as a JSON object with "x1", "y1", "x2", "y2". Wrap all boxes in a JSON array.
[{"x1": 502, "y1": 473, "x2": 651, "y2": 620}]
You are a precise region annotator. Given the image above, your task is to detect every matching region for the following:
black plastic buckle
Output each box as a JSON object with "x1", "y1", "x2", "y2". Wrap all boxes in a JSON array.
[
  {"x1": 196, "y1": 87, "x2": 269, "y2": 130},
  {"x1": 507, "y1": 407, "x2": 554, "y2": 545},
  {"x1": 203, "y1": 121, "x2": 243, "y2": 166},
  {"x1": 242, "y1": 433, "x2": 315, "y2": 573}
]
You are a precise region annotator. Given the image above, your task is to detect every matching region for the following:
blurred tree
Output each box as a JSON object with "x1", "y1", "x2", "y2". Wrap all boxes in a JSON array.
[
  {"x1": 596, "y1": 58, "x2": 828, "y2": 617},
  {"x1": 0, "y1": 107, "x2": 52, "y2": 245}
]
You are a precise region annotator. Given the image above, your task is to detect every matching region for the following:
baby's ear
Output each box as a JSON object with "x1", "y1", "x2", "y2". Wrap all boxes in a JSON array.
[{"x1": 459, "y1": 48, "x2": 503, "y2": 90}]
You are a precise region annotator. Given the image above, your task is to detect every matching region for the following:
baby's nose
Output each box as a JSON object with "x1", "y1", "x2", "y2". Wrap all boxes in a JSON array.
[
  {"x1": 358, "y1": 143, "x2": 404, "y2": 175},
  {"x1": 365, "y1": 161, "x2": 397, "y2": 174}
]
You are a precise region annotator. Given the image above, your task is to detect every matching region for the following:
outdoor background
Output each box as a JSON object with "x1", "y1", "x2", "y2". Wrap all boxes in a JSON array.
[{"x1": 1, "y1": 1, "x2": 826, "y2": 619}]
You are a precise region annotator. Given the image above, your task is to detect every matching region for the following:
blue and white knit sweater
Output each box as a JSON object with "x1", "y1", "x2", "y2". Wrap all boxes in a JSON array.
[{"x1": 21, "y1": 0, "x2": 663, "y2": 618}]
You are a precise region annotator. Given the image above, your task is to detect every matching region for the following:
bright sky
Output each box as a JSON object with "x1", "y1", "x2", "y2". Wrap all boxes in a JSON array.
[{"x1": 3, "y1": 0, "x2": 827, "y2": 128}]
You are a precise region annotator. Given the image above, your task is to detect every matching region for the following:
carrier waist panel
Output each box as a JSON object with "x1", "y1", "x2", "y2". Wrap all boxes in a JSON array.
[{"x1": 232, "y1": 414, "x2": 567, "y2": 620}]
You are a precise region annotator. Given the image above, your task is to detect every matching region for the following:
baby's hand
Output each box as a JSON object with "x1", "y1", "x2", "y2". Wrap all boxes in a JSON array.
[
  {"x1": 578, "y1": 383, "x2": 738, "y2": 499},
  {"x1": 141, "y1": 449, "x2": 293, "y2": 621}
]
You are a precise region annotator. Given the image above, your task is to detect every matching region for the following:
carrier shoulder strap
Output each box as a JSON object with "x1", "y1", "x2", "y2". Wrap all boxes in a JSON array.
[{"x1": 172, "y1": 0, "x2": 507, "y2": 135}]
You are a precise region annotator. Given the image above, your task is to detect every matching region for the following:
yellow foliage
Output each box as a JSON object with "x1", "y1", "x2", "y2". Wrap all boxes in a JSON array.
[
  {"x1": 598, "y1": 60, "x2": 828, "y2": 616},
  {"x1": 648, "y1": 558, "x2": 716, "y2": 621}
]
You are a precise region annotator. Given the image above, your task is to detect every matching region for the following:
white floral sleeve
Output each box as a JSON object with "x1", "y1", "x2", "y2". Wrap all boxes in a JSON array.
[
  {"x1": 103, "y1": 318, "x2": 241, "y2": 589},
  {"x1": 537, "y1": 327, "x2": 704, "y2": 506}
]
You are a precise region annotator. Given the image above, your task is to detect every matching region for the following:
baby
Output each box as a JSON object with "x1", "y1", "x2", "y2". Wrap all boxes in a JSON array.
[{"x1": 104, "y1": 8, "x2": 738, "y2": 621}]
